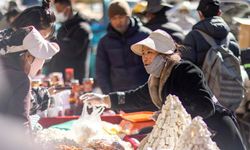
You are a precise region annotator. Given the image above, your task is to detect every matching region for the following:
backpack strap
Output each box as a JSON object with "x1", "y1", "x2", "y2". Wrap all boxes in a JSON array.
[
  {"x1": 196, "y1": 30, "x2": 229, "y2": 48},
  {"x1": 221, "y1": 33, "x2": 230, "y2": 48},
  {"x1": 196, "y1": 30, "x2": 218, "y2": 47}
]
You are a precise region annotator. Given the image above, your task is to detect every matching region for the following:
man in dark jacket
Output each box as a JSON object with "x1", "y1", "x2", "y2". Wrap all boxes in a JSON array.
[
  {"x1": 96, "y1": 0, "x2": 151, "y2": 94},
  {"x1": 47, "y1": 0, "x2": 92, "y2": 83},
  {"x1": 144, "y1": 0, "x2": 185, "y2": 44},
  {"x1": 181, "y1": 0, "x2": 240, "y2": 68}
]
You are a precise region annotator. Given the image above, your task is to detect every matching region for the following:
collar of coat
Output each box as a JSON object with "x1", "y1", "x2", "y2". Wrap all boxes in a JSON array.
[{"x1": 148, "y1": 59, "x2": 179, "y2": 108}]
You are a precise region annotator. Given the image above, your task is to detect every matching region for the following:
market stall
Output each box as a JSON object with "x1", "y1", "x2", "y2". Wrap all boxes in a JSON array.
[{"x1": 33, "y1": 94, "x2": 219, "y2": 150}]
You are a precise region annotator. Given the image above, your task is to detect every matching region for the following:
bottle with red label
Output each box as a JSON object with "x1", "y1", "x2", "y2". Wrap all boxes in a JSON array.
[
  {"x1": 82, "y1": 78, "x2": 94, "y2": 93},
  {"x1": 65, "y1": 68, "x2": 74, "y2": 86}
]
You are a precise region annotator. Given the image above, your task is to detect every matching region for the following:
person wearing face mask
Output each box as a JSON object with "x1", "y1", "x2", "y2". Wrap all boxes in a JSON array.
[
  {"x1": 46, "y1": 0, "x2": 92, "y2": 83},
  {"x1": 81, "y1": 29, "x2": 246, "y2": 150},
  {"x1": 0, "y1": 25, "x2": 59, "y2": 127},
  {"x1": 0, "y1": 0, "x2": 56, "y2": 56},
  {"x1": 0, "y1": 0, "x2": 65, "y2": 121},
  {"x1": 95, "y1": 0, "x2": 151, "y2": 95}
]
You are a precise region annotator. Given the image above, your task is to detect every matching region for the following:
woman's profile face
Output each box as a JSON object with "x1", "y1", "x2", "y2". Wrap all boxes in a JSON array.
[
  {"x1": 39, "y1": 27, "x2": 53, "y2": 39},
  {"x1": 141, "y1": 46, "x2": 158, "y2": 66}
]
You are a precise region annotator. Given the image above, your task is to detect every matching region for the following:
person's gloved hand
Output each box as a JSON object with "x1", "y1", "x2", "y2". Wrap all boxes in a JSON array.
[
  {"x1": 0, "y1": 26, "x2": 32, "y2": 49},
  {"x1": 80, "y1": 93, "x2": 111, "y2": 108},
  {"x1": 30, "y1": 87, "x2": 51, "y2": 115}
]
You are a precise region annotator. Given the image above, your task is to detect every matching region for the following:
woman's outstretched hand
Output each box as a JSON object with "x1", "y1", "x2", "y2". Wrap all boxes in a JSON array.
[{"x1": 79, "y1": 93, "x2": 111, "y2": 108}]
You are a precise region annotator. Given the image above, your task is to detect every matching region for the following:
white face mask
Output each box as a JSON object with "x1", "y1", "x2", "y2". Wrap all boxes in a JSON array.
[
  {"x1": 54, "y1": 11, "x2": 67, "y2": 23},
  {"x1": 144, "y1": 55, "x2": 166, "y2": 78},
  {"x1": 29, "y1": 58, "x2": 45, "y2": 77}
]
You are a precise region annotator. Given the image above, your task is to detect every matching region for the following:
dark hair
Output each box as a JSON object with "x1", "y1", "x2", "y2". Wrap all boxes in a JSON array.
[
  {"x1": 200, "y1": 5, "x2": 220, "y2": 18},
  {"x1": 175, "y1": 43, "x2": 183, "y2": 54},
  {"x1": 5, "y1": 9, "x2": 20, "y2": 23},
  {"x1": 11, "y1": 0, "x2": 55, "y2": 31},
  {"x1": 54, "y1": 0, "x2": 71, "y2": 6}
]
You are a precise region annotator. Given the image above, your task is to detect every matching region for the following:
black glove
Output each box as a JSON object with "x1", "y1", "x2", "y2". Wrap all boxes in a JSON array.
[
  {"x1": 0, "y1": 27, "x2": 32, "y2": 50},
  {"x1": 0, "y1": 28, "x2": 13, "y2": 50},
  {"x1": 8, "y1": 27, "x2": 32, "y2": 46},
  {"x1": 30, "y1": 87, "x2": 51, "y2": 115}
]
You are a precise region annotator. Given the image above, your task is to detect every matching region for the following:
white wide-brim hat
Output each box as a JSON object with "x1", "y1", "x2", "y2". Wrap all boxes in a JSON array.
[
  {"x1": 131, "y1": 29, "x2": 176, "y2": 56},
  {"x1": 7, "y1": 26, "x2": 59, "y2": 59}
]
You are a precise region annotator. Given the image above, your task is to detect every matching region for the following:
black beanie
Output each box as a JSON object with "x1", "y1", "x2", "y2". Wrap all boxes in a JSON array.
[
  {"x1": 197, "y1": 0, "x2": 220, "y2": 11},
  {"x1": 108, "y1": 0, "x2": 131, "y2": 18},
  {"x1": 197, "y1": 0, "x2": 220, "y2": 17}
]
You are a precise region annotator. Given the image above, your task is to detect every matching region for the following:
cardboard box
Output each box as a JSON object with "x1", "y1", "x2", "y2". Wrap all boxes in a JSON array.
[{"x1": 234, "y1": 17, "x2": 250, "y2": 49}]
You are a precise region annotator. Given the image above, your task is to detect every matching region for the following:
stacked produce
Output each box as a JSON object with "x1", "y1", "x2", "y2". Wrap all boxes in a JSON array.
[
  {"x1": 140, "y1": 95, "x2": 192, "y2": 150},
  {"x1": 175, "y1": 117, "x2": 220, "y2": 150}
]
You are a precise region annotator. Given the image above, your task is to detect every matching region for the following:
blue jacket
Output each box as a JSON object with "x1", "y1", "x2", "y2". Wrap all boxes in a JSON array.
[{"x1": 96, "y1": 17, "x2": 151, "y2": 94}]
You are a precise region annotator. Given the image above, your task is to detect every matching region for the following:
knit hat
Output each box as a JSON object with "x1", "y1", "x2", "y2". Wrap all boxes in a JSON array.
[{"x1": 108, "y1": 0, "x2": 131, "y2": 18}]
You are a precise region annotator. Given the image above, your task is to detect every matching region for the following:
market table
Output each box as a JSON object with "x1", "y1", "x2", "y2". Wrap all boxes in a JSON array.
[
  {"x1": 39, "y1": 114, "x2": 123, "y2": 128},
  {"x1": 39, "y1": 111, "x2": 155, "y2": 133}
]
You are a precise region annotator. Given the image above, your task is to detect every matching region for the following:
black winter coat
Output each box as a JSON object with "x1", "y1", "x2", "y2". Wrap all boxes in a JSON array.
[
  {"x1": 47, "y1": 13, "x2": 92, "y2": 82},
  {"x1": 110, "y1": 61, "x2": 214, "y2": 116},
  {"x1": 96, "y1": 17, "x2": 151, "y2": 94},
  {"x1": 182, "y1": 16, "x2": 240, "y2": 68},
  {"x1": 109, "y1": 60, "x2": 246, "y2": 150},
  {"x1": 144, "y1": 14, "x2": 185, "y2": 44}
]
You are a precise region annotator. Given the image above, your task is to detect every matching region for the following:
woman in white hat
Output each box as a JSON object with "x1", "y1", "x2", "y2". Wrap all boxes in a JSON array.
[
  {"x1": 0, "y1": 0, "x2": 60, "y2": 127},
  {"x1": 81, "y1": 29, "x2": 245, "y2": 150},
  {"x1": 0, "y1": 0, "x2": 61, "y2": 127},
  {"x1": 0, "y1": 25, "x2": 59, "y2": 127}
]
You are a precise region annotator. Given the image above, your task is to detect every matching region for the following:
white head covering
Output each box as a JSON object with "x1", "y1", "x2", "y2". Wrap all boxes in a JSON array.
[
  {"x1": 131, "y1": 29, "x2": 176, "y2": 56},
  {"x1": 6, "y1": 26, "x2": 59, "y2": 59}
]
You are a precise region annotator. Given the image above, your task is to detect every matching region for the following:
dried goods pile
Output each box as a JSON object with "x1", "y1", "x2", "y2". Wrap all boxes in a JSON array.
[
  {"x1": 175, "y1": 117, "x2": 220, "y2": 150},
  {"x1": 139, "y1": 95, "x2": 220, "y2": 150}
]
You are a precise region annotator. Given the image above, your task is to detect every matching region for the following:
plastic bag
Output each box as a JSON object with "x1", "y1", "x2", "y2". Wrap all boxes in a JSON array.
[{"x1": 71, "y1": 103, "x2": 105, "y2": 145}]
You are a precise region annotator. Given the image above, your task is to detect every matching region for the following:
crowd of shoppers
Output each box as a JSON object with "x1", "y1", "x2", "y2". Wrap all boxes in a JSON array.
[{"x1": 0, "y1": 0, "x2": 248, "y2": 149}]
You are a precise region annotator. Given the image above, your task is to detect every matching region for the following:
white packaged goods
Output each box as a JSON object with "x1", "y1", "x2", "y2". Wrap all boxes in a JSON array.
[
  {"x1": 139, "y1": 95, "x2": 220, "y2": 150},
  {"x1": 35, "y1": 128, "x2": 79, "y2": 149},
  {"x1": 35, "y1": 104, "x2": 132, "y2": 150},
  {"x1": 175, "y1": 117, "x2": 220, "y2": 150}
]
